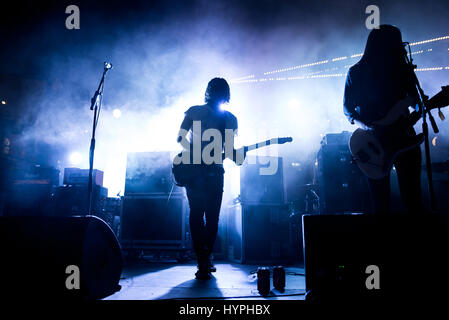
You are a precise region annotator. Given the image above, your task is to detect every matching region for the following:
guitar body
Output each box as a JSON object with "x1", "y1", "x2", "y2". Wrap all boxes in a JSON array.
[
  {"x1": 171, "y1": 152, "x2": 209, "y2": 187},
  {"x1": 349, "y1": 97, "x2": 426, "y2": 179},
  {"x1": 349, "y1": 128, "x2": 388, "y2": 179},
  {"x1": 350, "y1": 127, "x2": 424, "y2": 179},
  {"x1": 349, "y1": 86, "x2": 449, "y2": 179},
  {"x1": 171, "y1": 160, "x2": 198, "y2": 187},
  {"x1": 172, "y1": 153, "x2": 224, "y2": 187}
]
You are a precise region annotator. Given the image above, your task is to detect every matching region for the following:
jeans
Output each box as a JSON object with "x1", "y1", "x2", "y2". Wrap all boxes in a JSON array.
[{"x1": 185, "y1": 168, "x2": 224, "y2": 266}]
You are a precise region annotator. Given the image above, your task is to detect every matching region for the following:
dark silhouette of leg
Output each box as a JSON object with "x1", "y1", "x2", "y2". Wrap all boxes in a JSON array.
[
  {"x1": 394, "y1": 146, "x2": 425, "y2": 215},
  {"x1": 204, "y1": 189, "x2": 223, "y2": 257},
  {"x1": 367, "y1": 174, "x2": 391, "y2": 214},
  {"x1": 186, "y1": 188, "x2": 208, "y2": 269}
]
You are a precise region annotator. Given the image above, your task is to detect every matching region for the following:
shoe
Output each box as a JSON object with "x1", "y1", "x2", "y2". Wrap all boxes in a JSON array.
[
  {"x1": 195, "y1": 258, "x2": 211, "y2": 280},
  {"x1": 208, "y1": 260, "x2": 216, "y2": 273},
  {"x1": 195, "y1": 268, "x2": 211, "y2": 280}
]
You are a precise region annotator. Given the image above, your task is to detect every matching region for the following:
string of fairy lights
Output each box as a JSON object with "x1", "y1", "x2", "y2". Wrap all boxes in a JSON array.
[{"x1": 230, "y1": 35, "x2": 449, "y2": 84}]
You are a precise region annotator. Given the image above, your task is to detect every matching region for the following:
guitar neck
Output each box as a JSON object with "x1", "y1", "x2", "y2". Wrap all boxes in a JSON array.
[
  {"x1": 244, "y1": 139, "x2": 277, "y2": 152},
  {"x1": 221, "y1": 139, "x2": 282, "y2": 160}
]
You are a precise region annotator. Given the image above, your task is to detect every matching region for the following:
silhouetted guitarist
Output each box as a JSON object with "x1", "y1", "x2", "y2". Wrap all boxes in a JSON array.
[
  {"x1": 344, "y1": 25, "x2": 425, "y2": 214},
  {"x1": 177, "y1": 78, "x2": 239, "y2": 279}
]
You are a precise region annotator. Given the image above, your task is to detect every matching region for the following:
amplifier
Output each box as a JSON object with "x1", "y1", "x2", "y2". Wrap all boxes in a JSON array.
[
  {"x1": 226, "y1": 202, "x2": 291, "y2": 264},
  {"x1": 63, "y1": 168, "x2": 103, "y2": 187},
  {"x1": 3, "y1": 165, "x2": 59, "y2": 216},
  {"x1": 125, "y1": 152, "x2": 180, "y2": 195},
  {"x1": 316, "y1": 135, "x2": 370, "y2": 213},
  {"x1": 321, "y1": 131, "x2": 352, "y2": 146},
  {"x1": 4, "y1": 183, "x2": 53, "y2": 216},
  {"x1": 120, "y1": 193, "x2": 189, "y2": 250},
  {"x1": 52, "y1": 184, "x2": 108, "y2": 216},
  {"x1": 240, "y1": 156, "x2": 285, "y2": 204}
]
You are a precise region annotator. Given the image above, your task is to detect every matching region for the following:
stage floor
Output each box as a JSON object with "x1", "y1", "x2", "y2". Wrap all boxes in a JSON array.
[{"x1": 105, "y1": 260, "x2": 306, "y2": 300}]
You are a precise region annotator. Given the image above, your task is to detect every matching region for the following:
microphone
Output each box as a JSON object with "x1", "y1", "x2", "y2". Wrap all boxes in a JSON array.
[{"x1": 104, "y1": 61, "x2": 113, "y2": 70}]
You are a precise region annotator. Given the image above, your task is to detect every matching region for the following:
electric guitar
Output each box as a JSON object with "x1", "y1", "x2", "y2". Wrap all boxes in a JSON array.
[
  {"x1": 172, "y1": 137, "x2": 293, "y2": 186},
  {"x1": 349, "y1": 86, "x2": 449, "y2": 179}
]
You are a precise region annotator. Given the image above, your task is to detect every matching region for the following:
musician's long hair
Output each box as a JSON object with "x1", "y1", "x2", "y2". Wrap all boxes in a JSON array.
[
  {"x1": 205, "y1": 78, "x2": 230, "y2": 106},
  {"x1": 360, "y1": 24, "x2": 407, "y2": 72}
]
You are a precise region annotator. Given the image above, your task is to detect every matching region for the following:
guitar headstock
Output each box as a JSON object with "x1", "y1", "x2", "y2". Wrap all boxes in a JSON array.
[
  {"x1": 277, "y1": 137, "x2": 293, "y2": 144},
  {"x1": 428, "y1": 85, "x2": 449, "y2": 111}
]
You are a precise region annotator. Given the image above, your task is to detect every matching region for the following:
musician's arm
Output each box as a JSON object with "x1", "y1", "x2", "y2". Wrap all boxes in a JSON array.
[
  {"x1": 343, "y1": 72, "x2": 360, "y2": 125},
  {"x1": 177, "y1": 114, "x2": 192, "y2": 144},
  {"x1": 344, "y1": 72, "x2": 376, "y2": 129}
]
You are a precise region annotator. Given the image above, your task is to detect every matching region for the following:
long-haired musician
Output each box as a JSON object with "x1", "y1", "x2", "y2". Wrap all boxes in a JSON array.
[{"x1": 344, "y1": 25, "x2": 425, "y2": 214}]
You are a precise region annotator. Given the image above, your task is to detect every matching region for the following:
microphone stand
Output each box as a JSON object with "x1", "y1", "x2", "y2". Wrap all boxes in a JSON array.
[
  {"x1": 405, "y1": 46, "x2": 438, "y2": 212},
  {"x1": 87, "y1": 62, "x2": 112, "y2": 216}
]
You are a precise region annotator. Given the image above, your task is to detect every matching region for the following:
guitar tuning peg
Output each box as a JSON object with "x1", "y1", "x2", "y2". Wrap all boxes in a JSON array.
[{"x1": 438, "y1": 108, "x2": 445, "y2": 121}]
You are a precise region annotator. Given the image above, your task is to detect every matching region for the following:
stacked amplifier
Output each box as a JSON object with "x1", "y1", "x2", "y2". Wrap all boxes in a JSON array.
[
  {"x1": 3, "y1": 163, "x2": 59, "y2": 217},
  {"x1": 120, "y1": 152, "x2": 189, "y2": 252},
  {"x1": 227, "y1": 156, "x2": 291, "y2": 264},
  {"x1": 53, "y1": 168, "x2": 108, "y2": 217},
  {"x1": 316, "y1": 132, "x2": 370, "y2": 214}
]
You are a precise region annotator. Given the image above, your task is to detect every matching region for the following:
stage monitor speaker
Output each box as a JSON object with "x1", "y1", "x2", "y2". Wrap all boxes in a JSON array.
[
  {"x1": 302, "y1": 213, "x2": 449, "y2": 303},
  {"x1": 0, "y1": 215, "x2": 123, "y2": 300}
]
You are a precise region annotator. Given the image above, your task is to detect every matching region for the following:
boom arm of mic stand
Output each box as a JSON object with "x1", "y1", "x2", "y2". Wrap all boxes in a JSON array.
[{"x1": 90, "y1": 69, "x2": 108, "y2": 110}]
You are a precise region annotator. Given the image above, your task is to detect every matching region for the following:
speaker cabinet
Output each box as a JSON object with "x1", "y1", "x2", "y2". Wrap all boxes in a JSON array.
[
  {"x1": 120, "y1": 194, "x2": 189, "y2": 250},
  {"x1": 317, "y1": 142, "x2": 370, "y2": 213},
  {"x1": 227, "y1": 203, "x2": 291, "y2": 264},
  {"x1": 125, "y1": 152, "x2": 181, "y2": 195},
  {"x1": 240, "y1": 156, "x2": 285, "y2": 204}
]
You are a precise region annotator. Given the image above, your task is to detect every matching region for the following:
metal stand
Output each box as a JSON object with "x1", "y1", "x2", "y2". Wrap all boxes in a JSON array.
[
  {"x1": 87, "y1": 62, "x2": 112, "y2": 215},
  {"x1": 405, "y1": 45, "x2": 438, "y2": 212}
]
